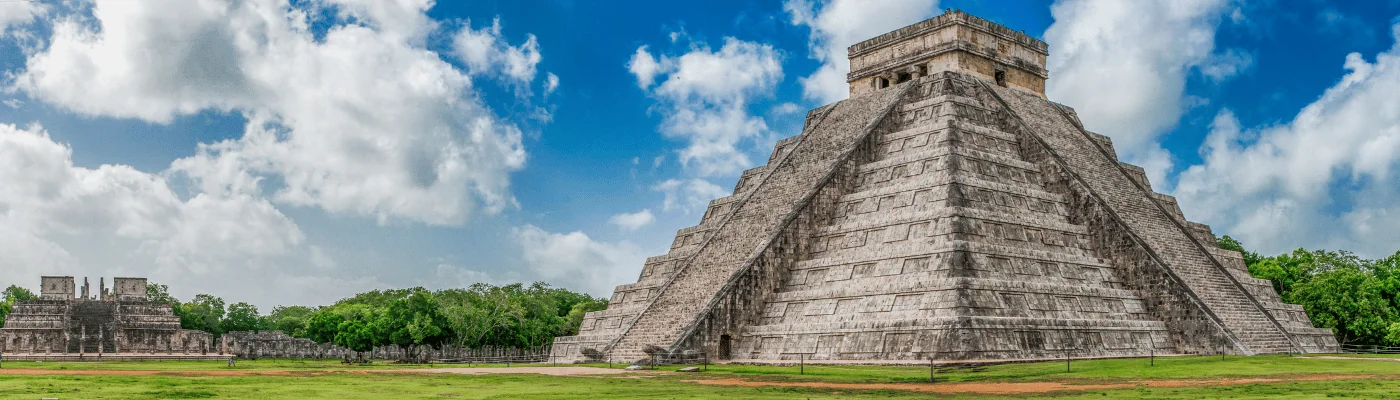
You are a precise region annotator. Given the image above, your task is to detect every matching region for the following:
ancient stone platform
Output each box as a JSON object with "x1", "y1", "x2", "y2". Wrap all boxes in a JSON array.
[
  {"x1": 0, "y1": 277, "x2": 214, "y2": 359},
  {"x1": 0, "y1": 353, "x2": 226, "y2": 361},
  {"x1": 552, "y1": 10, "x2": 1338, "y2": 364}
]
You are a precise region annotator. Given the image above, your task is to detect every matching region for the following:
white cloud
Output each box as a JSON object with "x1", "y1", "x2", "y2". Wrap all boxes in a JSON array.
[
  {"x1": 15, "y1": 0, "x2": 534, "y2": 226},
  {"x1": 1174, "y1": 23, "x2": 1400, "y2": 257},
  {"x1": 608, "y1": 209, "x2": 656, "y2": 231},
  {"x1": 327, "y1": 0, "x2": 436, "y2": 41},
  {"x1": 544, "y1": 72, "x2": 560, "y2": 95},
  {"x1": 1045, "y1": 0, "x2": 1237, "y2": 183},
  {"x1": 429, "y1": 263, "x2": 514, "y2": 289},
  {"x1": 0, "y1": 123, "x2": 378, "y2": 307},
  {"x1": 0, "y1": 1, "x2": 42, "y2": 34},
  {"x1": 653, "y1": 178, "x2": 728, "y2": 214},
  {"x1": 1200, "y1": 48, "x2": 1255, "y2": 82},
  {"x1": 628, "y1": 45, "x2": 663, "y2": 89},
  {"x1": 630, "y1": 37, "x2": 783, "y2": 177},
  {"x1": 514, "y1": 225, "x2": 647, "y2": 297},
  {"x1": 452, "y1": 17, "x2": 543, "y2": 86},
  {"x1": 783, "y1": 0, "x2": 939, "y2": 104},
  {"x1": 770, "y1": 102, "x2": 804, "y2": 116}
]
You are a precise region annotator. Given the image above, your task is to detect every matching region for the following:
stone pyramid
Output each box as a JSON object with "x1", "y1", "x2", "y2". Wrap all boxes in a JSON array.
[{"x1": 552, "y1": 10, "x2": 1338, "y2": 363}]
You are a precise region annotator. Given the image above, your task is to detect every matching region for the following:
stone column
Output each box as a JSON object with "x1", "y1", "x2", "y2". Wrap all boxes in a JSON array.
[
  {"x1": 79, "y1": 326, "x2": 85, "y2": 356},
  {"x1": 98, "y1": 327, "x2": 104, "y2": 356}
]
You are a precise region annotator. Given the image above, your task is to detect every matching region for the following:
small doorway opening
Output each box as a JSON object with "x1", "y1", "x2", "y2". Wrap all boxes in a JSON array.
[
  {"x1": 896, "y1": 72, "x2": 911, "y2": 84},
  {"x1": 994, "y1": 68, "x2": 1007, "y2": 87},
  {"x1": 876, "y1": 77, "x2": 890, "y2": 89},
  {"x1": 718, "y1": 334, "x2": 732, "y2": 360}
]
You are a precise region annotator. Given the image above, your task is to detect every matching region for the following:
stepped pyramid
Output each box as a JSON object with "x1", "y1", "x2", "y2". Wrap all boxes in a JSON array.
[{"x1": 552, "y1": 10, "x2": 1338, "y2": 363}]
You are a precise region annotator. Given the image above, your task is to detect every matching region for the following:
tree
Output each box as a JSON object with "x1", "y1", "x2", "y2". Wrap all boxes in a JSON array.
[
  {"x1": 0, "y1": 285, "x2": 38, "y2": 328},
  {"x1": 438, "y1": 284, "x2": 522, "y2": 348},
  {"x1": 563, "y1": 298, "x2": 608, "y2": 336},
  {"x1": 221, "y1": 302, "x2": 264, "y2": 333},
  {"x1": 1387, "y1": 322, "x2": 1400, "y2": 346},
  {"x1": 146, "y1": 283, "x2": 177, "y2": 304},
  {"x1": 182, "y1": 294, "x2": 226, "y2": 336},
  {"x1": 267, "y1": 306, "x2": 315, "y2": 337},
  {"x1": 306, "y1": 311, "x2": 346, "y2": 344},
  {"x1": 1216, "y1": 235, "x2": 1262, "y2": 267},
  {"x1": 381, "y1": 289, "x2": 450, "y2": 361},
  {"x1": 1287, "y1": 265, "x2": 1396, "y2": 345},
  {"x1": 333, "y1": 306, "x2": 380, "y2": 362},
  {"x1": 2, "y1": 285, "x2": 36, "y2": 302}
]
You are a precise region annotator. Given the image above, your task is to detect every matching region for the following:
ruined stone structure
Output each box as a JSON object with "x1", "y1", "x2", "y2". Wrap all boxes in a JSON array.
[
  {"x1": 0, "y1": 276, "x2": 214, "y2": 359},
  {"x1": 221, "y1": 330, "x2": 552, "y2": 362},
  {"x1": 553, "y1": 11, "x2": 1338, "y2": 363}
]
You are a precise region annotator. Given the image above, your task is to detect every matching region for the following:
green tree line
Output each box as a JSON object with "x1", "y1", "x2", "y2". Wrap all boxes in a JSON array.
[
  {"x1": 1219, "y1": 236, "x2": 1400, "y2": 346},
  {"x1": 136, "y1": 282, "x2": 606, "y2": 353}
]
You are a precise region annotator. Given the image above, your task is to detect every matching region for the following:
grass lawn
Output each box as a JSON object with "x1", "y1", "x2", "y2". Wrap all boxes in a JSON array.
[
  {"x1": 595, "y1": 353, "x2": 1400, "y2": 383},
  {"x1": 0, "y1": 354, "x2": 1395, "y2": 399}
]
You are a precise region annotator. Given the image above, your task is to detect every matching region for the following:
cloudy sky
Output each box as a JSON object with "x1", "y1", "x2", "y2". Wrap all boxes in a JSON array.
[{"x1": 1, "y1": 0, "x2": 1398, "y2": 308}]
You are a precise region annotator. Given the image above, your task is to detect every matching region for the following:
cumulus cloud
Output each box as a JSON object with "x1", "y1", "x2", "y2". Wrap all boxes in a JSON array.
[
  {"x1": 653, "y1": 178, "x2": 728, "y2": 214},
  {"x1": 1174, "y1": 22, "x2": 1400, "y2": 257},
  {"x1": 1045, "y1": 0, "x2": 1239, "y2": 184},
  {"x1": 784, "y1": 0, "x2": 940, "y2": 104},
  {"x1": 608, "y1": 209, "x2": 656, "y2": 231},
  {"x1": 630, "y1": 37, "x2": 783, "y2": 178},
  {"x1": 0, "y1": 1, "x2": 42, "y2": 34},
  {"x1": 628, "y1": 46, "x2": 663, "y2": 89},
  {"x1": 15, "y1": 0, "x2": 535, "y2": 226},
  {"x1": 0, "y1": 0, "x2": 558, "y2": 306},
  {"x1": 452, "y1": 17, "x2": 543, "y2": 86},
  {"x1": 514, "y1": 225, "x2": 647, "y2": 297},
  {"x1": 0, "y1": 124, "x2": 378, "y2": 307}
]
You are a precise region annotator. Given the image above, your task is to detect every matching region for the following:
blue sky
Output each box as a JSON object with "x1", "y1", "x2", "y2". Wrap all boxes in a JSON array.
[{"x1": 1, "y1": 0, "x2": 1399, "y2": 309}]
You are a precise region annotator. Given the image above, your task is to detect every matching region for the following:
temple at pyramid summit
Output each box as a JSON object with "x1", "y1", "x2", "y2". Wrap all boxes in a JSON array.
[{"x1": 552, "y1": 10, "x2": 1339, "y2": 363}]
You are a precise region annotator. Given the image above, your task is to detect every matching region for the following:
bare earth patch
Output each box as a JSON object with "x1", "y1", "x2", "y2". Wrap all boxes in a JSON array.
[
  {"x1": 398, "y1": 367, "x2": 646, "y2": 376},
  {"x1": 1308, "y1": 356, "x2": 1400, "y2": 362},
  {"x1": 0, "y1": 366, "x2": 646, "y2": 377},
  {"x1": 685, "y1": 374, "x2": 1378, "y2": 395},
  {"x1": 0, "y1": 369, "x2": 300, "y2": 377}
]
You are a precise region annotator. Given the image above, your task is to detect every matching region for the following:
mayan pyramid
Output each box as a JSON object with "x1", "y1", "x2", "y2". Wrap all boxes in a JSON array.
[{"x1": 552, "y1": 10, "x2": 1339, "y2": 363}]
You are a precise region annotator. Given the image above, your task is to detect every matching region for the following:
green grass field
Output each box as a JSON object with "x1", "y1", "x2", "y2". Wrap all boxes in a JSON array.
[{"x1": 0, "y1": 354, "x2": 1396, "y2": 399}]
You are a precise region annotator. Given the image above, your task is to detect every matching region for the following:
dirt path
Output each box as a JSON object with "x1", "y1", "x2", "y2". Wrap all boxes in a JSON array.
[
  {"x1": 399, "y1": 367, "x2": 645, "y2": 376},
  {"x1": 1309, "y1": 355, "x2": 1400, "y2": 362},
  {"x1": 0, "y1": 369, "x2": 300, "y2": 377},
  {"x1": 0, "y1": 366, "x2": 645, "y2": 377},
  {"x1": 686, "y1": 374, "x2": 1379, "y2": 395}
]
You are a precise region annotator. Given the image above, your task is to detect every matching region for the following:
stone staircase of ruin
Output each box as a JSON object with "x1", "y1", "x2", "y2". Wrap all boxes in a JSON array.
[
  {"x1": 600, "y1": 84, "x2": 914, "y2": 362},
  {"x1": 66, "y1": 301, "x2": 118, "y2": 353},
  {"x1": 550, "y1": 136, "x2": 804, "y2": 362},
  {"x1": 982, "y1": 81, "x2": 1297, "y2": 355},
  {"x1": 731, "y1": 78, "x2": 1177, "y2": 359}
]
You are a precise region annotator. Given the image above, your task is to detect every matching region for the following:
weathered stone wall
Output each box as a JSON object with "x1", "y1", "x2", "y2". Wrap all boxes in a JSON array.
[
  {"x1": 847, "y1": 10, "x2": 1048, "y2": 98},
  {"x1": 222, "y1": 331, "x2": 551, "y2": 361},
  {"x1": 981, "y1": 80, "x2": 1335, "y2": 354},
  {"x1": 113, "y1": 278, "x2": 147, "y2": 300},
  {"x1": 40, "y1": 276, "x2": 75, "y2": 301},
  {"x1": 0, "y1": 278, "x2": 213, "y2": 356}
]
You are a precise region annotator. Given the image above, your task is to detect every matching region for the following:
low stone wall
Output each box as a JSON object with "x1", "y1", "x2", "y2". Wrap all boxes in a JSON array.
[{"x1": 221, "y1": 331, "x2": 552, "y2": 362}]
